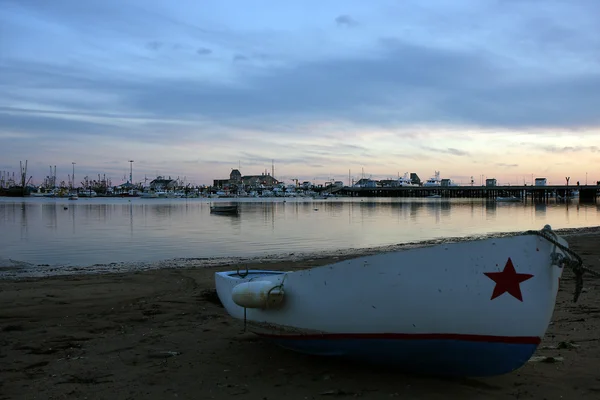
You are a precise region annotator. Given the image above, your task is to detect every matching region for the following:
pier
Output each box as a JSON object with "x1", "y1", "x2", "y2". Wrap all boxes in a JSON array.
[{"x1": 336, "y1": 185, "x2": 600, "y2": 202}]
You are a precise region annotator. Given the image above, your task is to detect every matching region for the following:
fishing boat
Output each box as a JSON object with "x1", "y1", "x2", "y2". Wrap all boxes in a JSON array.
[
  {"x1": 215, "y1": 225, "x2": 585, "y2": 377},
  {"x1": 423, "y1": 171, "x2": 442, "y2": 187},
  {"x1": 210, "y1": 204, "x2": 239, "y2": 215},
  {"x1": 78, "y1": 189, "x2": 97, "y2": 198},
  {"x1": 397, "y1": 172, "x2": 418, "y2": 187}
]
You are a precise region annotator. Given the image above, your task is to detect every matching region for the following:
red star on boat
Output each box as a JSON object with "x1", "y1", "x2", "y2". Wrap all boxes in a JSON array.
[{"x1": 484, "y1": 258, "x2": 534, "y2": 301}]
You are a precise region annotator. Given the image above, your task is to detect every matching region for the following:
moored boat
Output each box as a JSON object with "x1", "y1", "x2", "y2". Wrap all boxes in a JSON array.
[
  {"x1": 140, "y1": 190, "x2": 160, "y2": 198},
  {"x1": 78, "y1": 189, "x2": 97, "y2": 198},
  {"x1": 0, "y1": 186, "x2": 31, "y2": 197},
  {"x1": 397, "y1": 172, "x2": 418, "y2": 187},
  {"x1": 215, "y1": 225, "x2": 587, "y2": 377},
  {"x1": 423, "y1": 171, "x2": 442, "y2": 187},
  {"x1": 210, "y1": 204, "x2": 239, "y2": 214}
]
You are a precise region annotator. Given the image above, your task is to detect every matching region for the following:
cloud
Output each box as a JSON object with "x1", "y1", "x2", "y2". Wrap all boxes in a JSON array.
[
  {"x1": 196, "y1": 47, "x2": 212, "y2": 55},
  {"x1": 146, "y1": 40, "x2": 163, "y2": 50},
  {"x1": 420, "y1": 146, "x2": 470, "y2": 157},
  {"x1": 496, "y1": 163, "x2": 519, "y2": 168},
  {"x1": 538, "y1": 145, "x2": 600, "y2": 153},
  {"x1": 3, "y1": 2, "x2": 600, "y2": 135},
  {"x1": 446, "y1": 148, "x2": 470, "y2": 156},
  {"x1": 335, "y1": 15, "x2": 358, "y2": 27},
  {"x1": 0, "y1": 112, "x2": 119, "y2": 139},
  {"x1": 78, "y1": 39, "x2": 600, "y2": 130}
]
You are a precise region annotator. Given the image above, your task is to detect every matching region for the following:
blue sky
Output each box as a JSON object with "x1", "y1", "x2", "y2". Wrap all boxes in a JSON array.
[{"x1": 1, "y1": 0, "x2": 599, "y2": 187}]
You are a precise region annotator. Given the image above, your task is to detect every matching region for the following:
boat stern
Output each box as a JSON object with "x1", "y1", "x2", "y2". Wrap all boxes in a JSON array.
[{"x1": 215, "y1": 270, "x2": 287, "y2": 319}]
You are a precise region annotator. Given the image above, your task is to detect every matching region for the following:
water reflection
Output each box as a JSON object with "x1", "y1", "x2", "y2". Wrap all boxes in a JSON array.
[
  {"x1": 0, "y1": 197, "x2": 598, "y2": 267},
  {"x1": 534, "y1": 202, "x2": 547, "y2": 216},
  {"x1": 42, "y1": 203, "x2": 58, "y2": 230},
  {"x1": 71, "y1": 202, "x2": 76, "y2": 235},
  {"x1": 129, "y1": 202, "x2": 133, "y2": 238},
  {"x1": 17, "y1": 202, "x2": 27, "y2": 240}
]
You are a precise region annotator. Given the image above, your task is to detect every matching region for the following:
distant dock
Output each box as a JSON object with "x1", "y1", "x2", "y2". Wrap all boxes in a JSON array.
[{"x1": 335, "y1": 185, "x2": 600, "y2": 202}]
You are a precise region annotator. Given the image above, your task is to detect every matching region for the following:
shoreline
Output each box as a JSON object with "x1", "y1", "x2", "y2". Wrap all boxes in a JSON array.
[
  {"x1": 0, "y1": 229, "x2": 599, "y2": 398},
  {"x1": 2, "y1": 224, "x2": 600, "y2": 280}
]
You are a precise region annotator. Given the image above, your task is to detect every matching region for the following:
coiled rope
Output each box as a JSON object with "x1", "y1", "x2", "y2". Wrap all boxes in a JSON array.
[{"x1": 524, "y1": 225, "x2": 599, "y2": 302}]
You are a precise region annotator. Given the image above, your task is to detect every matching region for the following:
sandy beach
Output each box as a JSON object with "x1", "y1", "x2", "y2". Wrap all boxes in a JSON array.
[{"x1": 1, "y1": 231, "x2": 599, "y2": 400}]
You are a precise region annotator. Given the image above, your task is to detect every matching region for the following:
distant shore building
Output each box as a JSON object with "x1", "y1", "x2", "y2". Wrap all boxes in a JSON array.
[
  {"x1": 241, "y1": 172, "x2": 279, "y2": 187},
  {"x1": 486, "y1": 178, "x2": 497, "y2": 187},
  {"x1": 410, "y1": 173, "x2": 421, "y2": 186},
  {"x1": 353, "y1": 178, "x2": 377, "y2": 188},
  {"x1": 379, "y1": 179, "x2": 397, "y2": 188},
  {"x1": 535, "y1": 178, "x2": 547, "y2": 186},
  {"x1": 150, "y1": 176, "x2": 177, "y2": 191},
  {"x1": 213, "y1": 169, "x2": 279, "y2": 189},
  {"x1": 230, "y1": 169, "x2": 242, "y2": 184}
]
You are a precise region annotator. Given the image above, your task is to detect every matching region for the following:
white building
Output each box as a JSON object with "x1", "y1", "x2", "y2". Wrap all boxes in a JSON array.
[{"x1": 535, "y1": 178, "x2": 547, "y2": 186}]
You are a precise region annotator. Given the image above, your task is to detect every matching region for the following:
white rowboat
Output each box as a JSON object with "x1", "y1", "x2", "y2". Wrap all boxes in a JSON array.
[{"x1": 215, "y1": 225, "x2": 587, "y2": 377}]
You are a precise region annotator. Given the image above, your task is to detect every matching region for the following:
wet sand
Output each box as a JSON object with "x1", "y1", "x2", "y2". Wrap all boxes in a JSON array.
[{"x1": 1, "y1": 232, "x2": 599, "y2": 399}]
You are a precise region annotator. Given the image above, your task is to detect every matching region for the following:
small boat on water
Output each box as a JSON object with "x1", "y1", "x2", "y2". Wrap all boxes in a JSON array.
[
  {"x1": 496, "y1": 196, "x2": 521, "y2": 202},
  {"x1": 210, "y1": 204, "x2": 239, "y2": 215},
  {"x1": 215, "y1": 225, "x2": 587, "y2": 377},
  {"x1": 78, "y1": 189, "x2": 97, "y2": 198},
  {"x1": 139, "y1": 190, "x2": 160, "y2": 199}
]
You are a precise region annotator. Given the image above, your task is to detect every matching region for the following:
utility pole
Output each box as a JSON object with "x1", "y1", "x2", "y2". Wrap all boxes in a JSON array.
[
  {"x1": 271, "y1": 159, "x2": 275, "y2": 180},
  {"x1": 129, "y1": 160, "x2": 134, "y2": 185},
  {"x1": 72, "y1": 162, "x2": 76, "y2": 190}
]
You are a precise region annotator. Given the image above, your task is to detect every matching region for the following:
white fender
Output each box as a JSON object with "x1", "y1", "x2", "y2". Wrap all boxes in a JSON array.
[{"x1": 231, "y1": 280, "x2": 285, "y2": 309}]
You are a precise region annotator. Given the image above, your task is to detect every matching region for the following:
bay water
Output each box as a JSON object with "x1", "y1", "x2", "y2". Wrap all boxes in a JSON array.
[{"x1": 1, "y1": 197, "x2": 598, "y2": 275}]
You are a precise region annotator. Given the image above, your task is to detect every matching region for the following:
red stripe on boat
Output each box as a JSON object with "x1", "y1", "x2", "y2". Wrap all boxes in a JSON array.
[{"x1": 255, "y1": 332, "x2": 541, "y2": 345}]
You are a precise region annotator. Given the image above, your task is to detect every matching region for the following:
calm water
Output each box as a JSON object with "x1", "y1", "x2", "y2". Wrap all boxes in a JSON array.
[{"x1": 1, "y1": 197, "x2": 598, "y2": 269}]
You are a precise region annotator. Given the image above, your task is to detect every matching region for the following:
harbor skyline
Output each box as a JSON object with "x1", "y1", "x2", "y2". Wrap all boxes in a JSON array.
[
  {"x1": 0, "y1": 157, "x2": 596, "y2": 189},
  {"x1": 1, "y1": 1, "x2": 599, "y2": 186}
]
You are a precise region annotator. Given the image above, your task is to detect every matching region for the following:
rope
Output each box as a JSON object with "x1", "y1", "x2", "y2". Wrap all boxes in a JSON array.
[
  {"x1": 236, "y1": 265, "x2": 249, "y2": 278},
  {"x1": 523, "y1": 225, "x2": 600, "y2": 302},
  {"x1": 265, "y1": 274, "x2": 287, "y2": 310}
]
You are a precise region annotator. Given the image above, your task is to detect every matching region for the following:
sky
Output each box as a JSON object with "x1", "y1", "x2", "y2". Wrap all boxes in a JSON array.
[{"x1": 1, "y1": 0, "x2": 599, "y2": 187}]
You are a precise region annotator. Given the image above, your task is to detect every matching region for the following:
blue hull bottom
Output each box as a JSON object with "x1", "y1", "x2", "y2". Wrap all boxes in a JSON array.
[{"x1": 263, "y1": 337, "x2": 538, "y2": 377}]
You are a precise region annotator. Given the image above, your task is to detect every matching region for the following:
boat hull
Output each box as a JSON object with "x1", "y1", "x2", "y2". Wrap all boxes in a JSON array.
[
  {"x1": 210, "y1": 205, "x2": 239, "y2": 214},
  {"x1": 263, "y1": 335, "x2": 538, "y2": 377},
  {"x1": 215, "y1": 230, "x2": 567, "y2": 376},
  {"x1": 0, "y1": 186, "x2": 31, "y2": 197}
]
